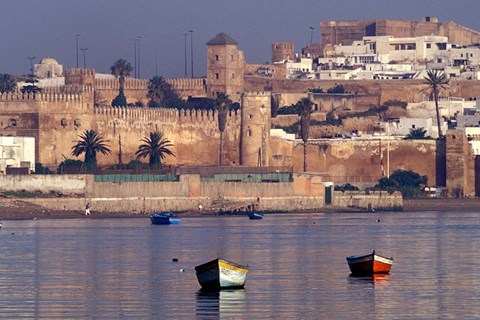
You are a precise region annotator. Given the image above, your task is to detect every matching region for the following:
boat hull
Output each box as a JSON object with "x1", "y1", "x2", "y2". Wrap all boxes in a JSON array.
[
  {"x1": 346, "y1": 252, "x2": 393, "y2": 276},
  {"x1": 150, "y1": 213, "x2": 181, "y2": 225},
  {"x1": 195, "y1": 258, "x2": 249, "y2": 290},
  {"x1": 248, "y1": 212, "x2": 263, "y2": 220}
]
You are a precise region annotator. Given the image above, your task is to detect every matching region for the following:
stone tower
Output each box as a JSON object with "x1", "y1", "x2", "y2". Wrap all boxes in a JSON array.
[
  {"x1": 446, "y1": 130, "x2": 475, "y2": 197},
  {"x1": 240, "y1": 92, "x2": 271, "y2": 167},
  {"x1": 206, "y1": 33, "x2": 245, "y2": 103},
  {"x1": 272, "y1": 42, "x2": 294, "y2": 63},
  {"x1": 65, "y1": 68, "x2": 95, "y2": 86}
]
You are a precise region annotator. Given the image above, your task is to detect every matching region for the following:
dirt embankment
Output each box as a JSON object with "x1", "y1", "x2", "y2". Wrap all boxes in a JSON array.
[{"x1": 0, "y1": 198, "x2": 479, "y2": 221}]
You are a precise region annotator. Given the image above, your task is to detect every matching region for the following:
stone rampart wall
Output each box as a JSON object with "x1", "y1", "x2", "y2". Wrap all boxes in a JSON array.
[
  {"x1": 333, "y1": 190, "x2": 403, "y2": 209},
  {"x1": 289, "y1": 138, "x2": 445, "y2": 186},
  {"x1": 0, "y1": 174, "x2": 86, "y2": 195}
]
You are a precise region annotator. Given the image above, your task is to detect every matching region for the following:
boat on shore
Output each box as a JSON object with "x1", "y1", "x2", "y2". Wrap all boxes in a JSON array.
[
  {"x1": 150, "y1": 212, "x2": 181, "y2": 225},
  {"x1": 195, "y1": 258, "x2": 250, "y2": 290},
  {"x1": 248, "y1": 212, "x2": 263, "y2": 220},
  {"x1": 346, "y1": 250, "x2": 393, "y2": 276}
]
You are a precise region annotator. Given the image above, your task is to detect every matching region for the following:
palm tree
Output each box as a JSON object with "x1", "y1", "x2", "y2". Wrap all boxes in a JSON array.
[
  {"x1": 135, "y1": 131, "x2": 175, "y2": 166},
  {"x1": 297, "y1": 97, "x2": 314, "y2": 172},
  {"x1": 71, "y1": 130, "x2": 111, "y2": 169},
  {"x1": 421, "y1": 69, "x2": 448, "y2": 138},
  {"x1": 147, "y1": 76, "x2": 177, "y2": 108},
  {"x1": 110, "y1": 59, "x2": 133, "y2": 107},
  {"x1": 0, "y1": 74, "x2": 16, "y2": 94},
  {"x1": 215, "y1": 92, "x2": 232, "y2": 166}
]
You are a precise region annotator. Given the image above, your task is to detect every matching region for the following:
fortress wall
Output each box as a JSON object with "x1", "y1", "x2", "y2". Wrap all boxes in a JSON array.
[
  {"x1": 246, "y1": 77, "x2": 480, "y2": 105},
  {"x1": 166, "y1": 78, "x2": 207, "y2": 99},
  {"x1": 292, "y1": 139, "x2": 443, "y2": 186},
  {"x1": 94, "y1": 78, "x2": 149, "y2": 106},
  {"x1": 92, "y1": 106, "x2": 242, "y2": 166},
  {"x1": 320, "y1": 19, "x2": 480, "y2": 53}
]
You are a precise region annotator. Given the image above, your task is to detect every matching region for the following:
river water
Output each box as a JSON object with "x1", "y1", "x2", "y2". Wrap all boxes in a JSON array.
[{"x1": 0, "y1": 211, "x2": 480, "y2": 319}]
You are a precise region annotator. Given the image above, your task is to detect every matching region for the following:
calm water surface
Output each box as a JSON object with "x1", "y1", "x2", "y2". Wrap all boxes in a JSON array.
[{"x1": 1, "y1": 211, "x2": 480, "y2": 319}]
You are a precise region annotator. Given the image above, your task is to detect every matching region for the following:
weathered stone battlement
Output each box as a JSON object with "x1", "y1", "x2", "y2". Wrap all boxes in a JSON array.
[
  {"x1": 94, "y1": 78, "x2": 149, "y2": 90},
  {"x1": 0, "y1": 91, "x2": 83, "y2": 102}
]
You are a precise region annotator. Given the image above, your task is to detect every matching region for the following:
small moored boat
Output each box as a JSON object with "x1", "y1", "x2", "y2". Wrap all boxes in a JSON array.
[
  {"x1": 195, "y1": 258, "x2": 250, "y2": 290},
  {"x1": 346, "y1": 250, "x2": 393, "y2": 276},
  {"x1": 248, "y1": 212, "x2": 263, "y2": 220},
  {"x1": 150, "y1": 212, "x2": 181, "y2": 225}
]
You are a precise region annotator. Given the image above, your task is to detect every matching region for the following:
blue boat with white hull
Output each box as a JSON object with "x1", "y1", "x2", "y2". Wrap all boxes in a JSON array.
[
  {"x1": 248, "y1": 212, "x2": 263, "y2": 220},
  {"x1": 150, "y1": 212, "x2": 181, "y2": 225}
]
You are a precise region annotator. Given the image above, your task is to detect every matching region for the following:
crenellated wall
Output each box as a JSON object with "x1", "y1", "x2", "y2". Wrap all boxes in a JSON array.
[
  {"x1": 92, "y1": 106, "x2": 242, "y2": 166},
  {"x1": 286, "y1": 138, "x2": 445, "y2": 187},
  {"x1": 166, "y1": 78, "x2": 207, "y2": 99}
]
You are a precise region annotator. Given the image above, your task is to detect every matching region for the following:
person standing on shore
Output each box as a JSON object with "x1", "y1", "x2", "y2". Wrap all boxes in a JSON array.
[{"x1": 85, "y1": 202, "x2": 91, "y2": 216}]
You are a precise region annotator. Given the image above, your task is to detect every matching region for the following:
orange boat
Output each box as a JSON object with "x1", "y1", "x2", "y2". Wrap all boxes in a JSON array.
[{"x1": 346, "y1": 250, "x2": 393, "y2": 276}]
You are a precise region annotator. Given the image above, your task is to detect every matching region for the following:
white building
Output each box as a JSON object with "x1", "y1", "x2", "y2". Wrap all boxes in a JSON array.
[
  {"x1": 286, "y1": 58, "x2": 314, "y2": 79},
  {"x1": 34, "y1": 57, "x2": 63, "y2": 79},
  {"x1": 387, "y1": 117, "x2": 447, "y2": 138},
  {"x1": 407, "y1": 97, "x2": 476, "y2": 119},
  {"x1": 464, "y1": 127, "x2": 480, "y2": 155},
  {"x1": 0, "y1": 136, "x2": 35, "y2": 173}
]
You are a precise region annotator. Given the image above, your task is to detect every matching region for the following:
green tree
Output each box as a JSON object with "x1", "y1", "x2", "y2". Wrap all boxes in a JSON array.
[
  {"x1": 110, "y1": 59, "x2": 133, "y2": 107},
  {"x1": 215, "y1": 92, "x2": 232, "y2": 166},
  {"x1": 147, "y1": 76, "x2": 178, "y2": 108},
  {"x1": 135, "y1": 131, "x2": 175, "y2": 166},
  {"x1": 71, "y1": 130, "x2": 111, "y2": 169},
  {"x1": 404, "y1": 127, "x2": 429, "y2": 140},
  {"x1": 21, "y1": 77, "x2": 42, "y2": 94},
  {"x1": 421, "y1": 69, "x2": 448, "y2": 138},
  {"x1": 0, "y1": 74, "x2": 17, "y2": 93},
  {"x1": 375, "y1": 169, "x2": 427, "y2": 198},
  {"x1": 297, "y1": 97, "x2": 314, "y2": 172}
]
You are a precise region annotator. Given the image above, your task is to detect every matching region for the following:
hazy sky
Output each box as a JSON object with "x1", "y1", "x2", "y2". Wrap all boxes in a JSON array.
[{"x1": 1, "y1": 0, "x2": 480, "y2": 79}]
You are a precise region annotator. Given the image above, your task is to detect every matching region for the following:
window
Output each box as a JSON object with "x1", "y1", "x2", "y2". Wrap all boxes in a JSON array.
[
  {"x1": 426, "y1": 43, "x2": 431, "y2": 49},
  {"x1": 249, "y1": 114, "x2": 253, "y2": 119},
  {"x1": 215, "y1": 73, "x2": 219, "y2": 79},
  {"x1": 232, "y1": 73, "x2": 235, "y2": 79},
  {"x1": 231, "y1": 55, "x2": 234, "y2": 61},
  {"x1": 247, "y1": 128, "x2": 252, "y2": 137},
  {"x1": 215, "y1": 55, "x2": 219, "y2": 61}
]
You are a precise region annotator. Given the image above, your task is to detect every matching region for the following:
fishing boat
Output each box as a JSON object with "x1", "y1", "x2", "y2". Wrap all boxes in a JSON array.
[
  {"x1": 195, "y1": 258, "x2": 250, "y2": 290},
  {"x1": 346, "y1": 250, "x2": 393, "y2": 276},
  {"x1": 149, "y1": 212, "x2": 181, "y2": 225},
  {"x1": 248, "y1": 212, "x2": 263, "y2": 220}
]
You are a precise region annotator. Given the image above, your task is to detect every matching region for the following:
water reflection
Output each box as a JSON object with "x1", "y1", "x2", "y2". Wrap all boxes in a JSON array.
[
  {"x1": 196, "y1": 289, "x2": 247, "y2": 319},
  {"x1": 347, "y1": 273, "x2": 391, "y2": 284}
]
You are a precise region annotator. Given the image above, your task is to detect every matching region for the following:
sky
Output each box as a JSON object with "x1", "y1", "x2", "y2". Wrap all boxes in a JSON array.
[{"x1": 1, "y1": 0, "x2": 480, "y2": 79}]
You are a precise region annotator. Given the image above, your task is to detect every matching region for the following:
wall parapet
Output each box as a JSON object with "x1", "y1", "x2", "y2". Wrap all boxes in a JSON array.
[
  {"x1": 94, "y1": 105, "x2": 240, "y2": 123},
  {"x1": 0, "y1": 91, "x2": 83, "y2": 102},
  {"x1": 95, "y1": 78, "x2": 149, "y2": 90}
]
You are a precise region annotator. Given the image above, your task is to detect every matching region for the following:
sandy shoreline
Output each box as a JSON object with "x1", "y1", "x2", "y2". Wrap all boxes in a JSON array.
[{"x1": 0, "y1": 198, "x2": 479, "y2": 220}]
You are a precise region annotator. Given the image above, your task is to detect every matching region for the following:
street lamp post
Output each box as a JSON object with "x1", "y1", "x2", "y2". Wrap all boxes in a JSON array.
[
  {"x1": 137, "y1": 35, "x2": 141, "y2": 78},
  {"x1": 76, "y1": 34, "x2": 80, "y2": 68},
  {"x1": 80, "y1": 48, "x2": 88, "y2": 68},
  {"x1": 155, "y1": 47, "x2": 158, "y2": 77},
  {"x1": 309, "y1": 26, "x2": 315, "y2": 44},
  {"x1": 189, "y1": 30, "x2": 194, "y2": 78},
  {"x1": 27, "y1": 56, "x2": 35, "y2": 76},
  {"x1": 132, "y1": 38, "x2": 138, "y2": 78},
  {"x1": 183, "y1": 33, "x2": 188, "y2": 77}
]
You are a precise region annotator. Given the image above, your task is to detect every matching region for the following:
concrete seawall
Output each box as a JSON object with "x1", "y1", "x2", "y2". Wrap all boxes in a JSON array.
[{"x1": 0, "y1": 174, "x2": 402, "y2": 212}]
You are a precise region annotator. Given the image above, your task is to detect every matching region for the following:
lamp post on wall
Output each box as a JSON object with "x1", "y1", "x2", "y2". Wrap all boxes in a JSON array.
[
  {"x1": 27, "y1": 56, "x2": 35, "y2": 76},
  {"x1": 189, "y1": 30, "x2": 194, "y2": 78},
  {"x1": 132, "y1": 38, "x2": 137, "y2": 78},
  {"x1": 183, "y1": 33, "x2": 188, "y2": 77},
  {"x1": 155, "y1": 47, "x2": 158, "y2": 77},
  {"x1": 80, "y1": 48, "x2": 88, "y2": 68},
  {"x1": 137, "y1": 35, "x2": 142, "y2": 78},
  {"x1": 76, "y1": 34, "x2": 80, "y2": 68}
]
